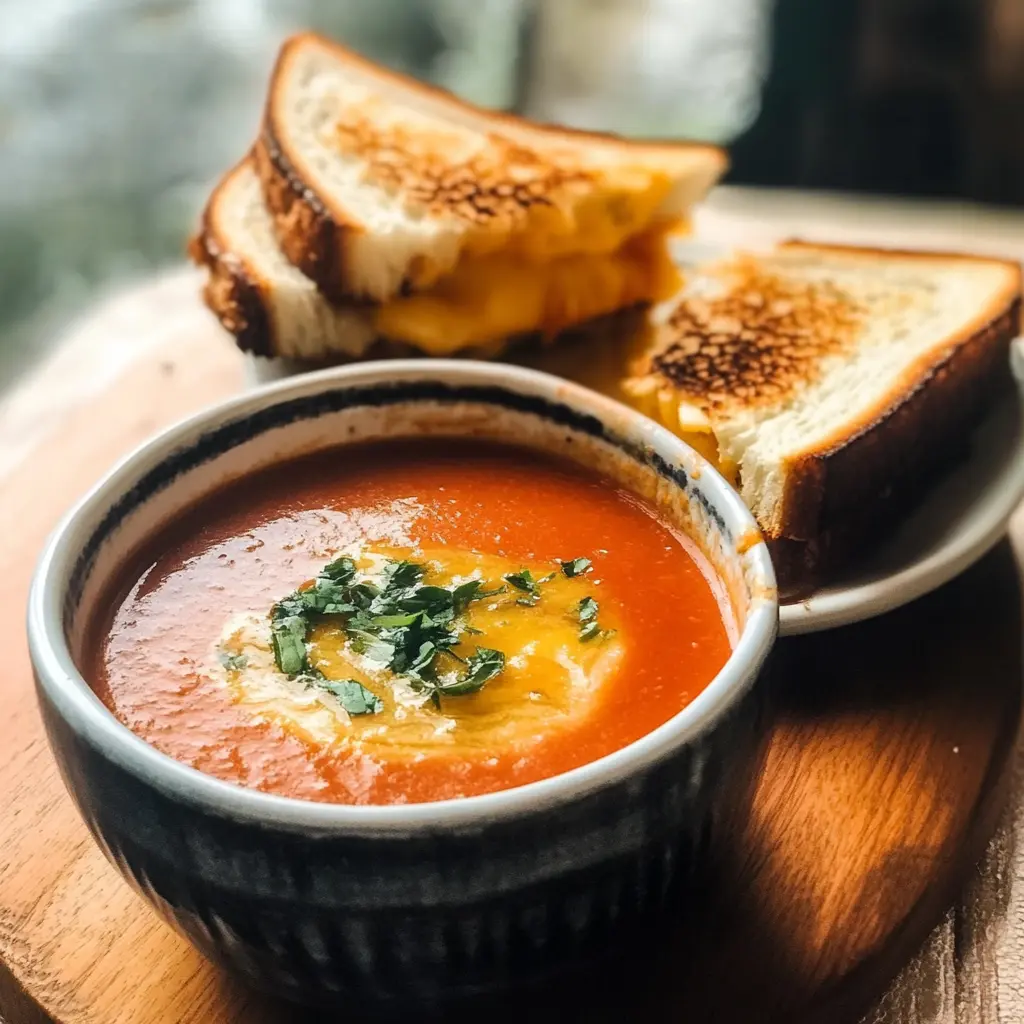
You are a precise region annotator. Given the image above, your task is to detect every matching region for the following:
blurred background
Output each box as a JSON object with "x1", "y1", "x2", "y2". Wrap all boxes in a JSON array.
[{"x1": 1, "y1": 0, "x2": 1023, "y2": 391}]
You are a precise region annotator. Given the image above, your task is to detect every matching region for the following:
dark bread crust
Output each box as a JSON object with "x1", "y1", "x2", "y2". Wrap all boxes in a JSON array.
[
  {"x1": 189, "y1": 156, "x2": 380, "y2": 359},
  {"x1": 253, "y1": 128, "x2": 361, "y2": 307},
  {"x1": 772, "y1": 298, "x2": 1021, "y2": 599},
  {"x1": 776, "y1": 243, "x2": 1021, "y2": 541},
  {"x1": 188, "y1": 203, "x2": 276, "y2": 358}
]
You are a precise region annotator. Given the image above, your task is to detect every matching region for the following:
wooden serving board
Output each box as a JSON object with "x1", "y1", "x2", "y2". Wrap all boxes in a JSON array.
[{"x1": 0, "y1": 260, "x2": 1022, "y2": 1024}]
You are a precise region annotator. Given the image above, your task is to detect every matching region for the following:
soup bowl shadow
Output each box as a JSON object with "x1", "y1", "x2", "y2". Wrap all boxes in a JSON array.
[{"x1": 27, "y1": 361, "x2": 777, "y2": 1014}]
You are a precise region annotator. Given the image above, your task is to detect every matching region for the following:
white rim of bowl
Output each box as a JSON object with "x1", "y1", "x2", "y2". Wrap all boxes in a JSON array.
[{"x1": 27, "y1": 361, "x2": 778, "y2": 833}]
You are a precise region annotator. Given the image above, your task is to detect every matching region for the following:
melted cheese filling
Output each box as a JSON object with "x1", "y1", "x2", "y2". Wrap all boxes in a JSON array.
[
  {"x1": 457, "y1": 172, "x2": 679, "y2": 262},
  {"x1": 512, "y1": 317, "x2": 737, "y2": 482},
  {"x1": 375, "y1": 225, "x2": 684, "y2": 354},
  {"x1": 216, "y1": 546, "x2": 624, "y2": 760}
]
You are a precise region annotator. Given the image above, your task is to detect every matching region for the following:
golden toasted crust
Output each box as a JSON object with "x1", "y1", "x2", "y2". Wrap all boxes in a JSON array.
[
  {"x1": 332, "y1": 107, "x2": 594, "y2": 227},
  {"x1": 649, "y1": 254, "x2": 864, "y2": 418},
  {"x1": 649, "y1": 242, "x2": 1021, "y2": 426},
  {"x1": 256, "y1": 31, "x2": 727, "y2": 301},
  {"x1": 190, "y1": 200, "x2": 418, "y2": 362},
  {"x1": 188, "y1": 165, "x2": 276, "y2": 357},
  {"x1": 772, "y1": 243, "x2": 1021, "y2": 544}
]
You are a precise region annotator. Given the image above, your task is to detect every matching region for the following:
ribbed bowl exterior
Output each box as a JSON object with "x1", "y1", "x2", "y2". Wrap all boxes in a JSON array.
[{"x1": 37, "y1": 669, "x2": 766, "y2": 1012}]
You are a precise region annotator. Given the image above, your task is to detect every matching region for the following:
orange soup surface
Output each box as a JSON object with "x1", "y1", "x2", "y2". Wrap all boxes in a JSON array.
[{"x1": 89, "y1": 440, "x2": 731, "y2": 805}]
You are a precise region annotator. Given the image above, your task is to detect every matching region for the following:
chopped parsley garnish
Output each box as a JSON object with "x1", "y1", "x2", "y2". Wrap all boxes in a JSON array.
[
  {"x1": 381, "y1": 559, "x2": 425, "y2": 591},
  {"x1": 321, "y1": 556, "x2": 358, "y2": 583},
  {"x1": 348, "y1": 629, "x2": 396, "y2": 665},
  {"x1": 314, "y1": 677, "x2": 384, "y2": 716},
  {"x1": 435, "y1": 647, "x2": 506, "y2": 697},
  {"x1": 561, "y1": 557, "x2": 592, "y2": 578},
  {"x1": 503, "y1": 567, "x2": 555, "y2": 605},
  {"x1": 270, "y1": 614, "x2": 308, "y2": 676},
  {"x1": 265, "y1": 553, "x2": 614, "y2": 713},
  {"x1": 267, "y1": 556, "x2": 514, "y2": 709},
  {"x1": 574, "y1": 594, "x2": 614, "y2": 642},
  {"x1": 504, "y1": 568, "x2": 539, "y2": 594}
]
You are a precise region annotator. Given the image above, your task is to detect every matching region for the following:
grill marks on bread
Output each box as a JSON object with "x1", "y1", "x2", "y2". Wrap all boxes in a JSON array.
[
  {"x1": 648, "y1": 257, "x2": 864, "y2": 417},
  {"x1": 334, "y1": 106, "x2": 593, "y2": 226}
]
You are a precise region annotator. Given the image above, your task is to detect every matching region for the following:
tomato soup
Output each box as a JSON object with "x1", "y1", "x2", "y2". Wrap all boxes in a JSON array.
[{"x1": 87, "y1": 440, "x2": 731, "y2": 805}]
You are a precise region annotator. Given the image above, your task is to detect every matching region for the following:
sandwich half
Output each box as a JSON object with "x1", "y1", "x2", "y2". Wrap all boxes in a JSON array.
[
  {"x1": 189, "y1": 156, "x2": 666, "y2": 362},
  {"x1": 243, "y1": 32, "x2": 726, "y2": 356},
  {"x1": 621, "y1": 241, "x2": 1022, "y2": 594},
  {"x1": 190, "y1": 158, "x2": 377, "y2": 361}
]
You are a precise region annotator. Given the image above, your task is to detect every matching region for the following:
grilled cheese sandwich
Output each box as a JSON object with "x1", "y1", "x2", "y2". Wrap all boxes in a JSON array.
[
  {"x1": 191, "y1": 158, "x2": 685, "y2": 359},
  {"x1": 516, "y1": 241, "x2": 1023, "y2": 594},
  {"x1": 188, "y1": 32, "x2": 726, "y2": 358}
]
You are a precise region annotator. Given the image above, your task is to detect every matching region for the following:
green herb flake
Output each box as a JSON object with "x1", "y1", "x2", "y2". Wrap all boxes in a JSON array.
[
  {"x1": 400, "y1": 585, "x2": 453, "y2": 614},
  {"x1": 503, "y1": 568, "x2": 556, "y2": 601},
  {"x1": 409, "y1": 640, "x2": 439, "y2": 678},
  {"x1": 218, "y1": 650, "x2": 248, "y2": 672},
  {"x1": 578, "y1": 621, "x2": 602, "y2": 642},
  {"x1": 347, "y1": 582, "x2": 380, "y2": 609},
  {"x1": 465, "y1": 646, "x2": 506, "y2": 686},
  {"x1": 561, "y1": 557, "x2": 593, "y2": 578},
  {"x1": 504, "y1": 569, "x2": 536, "y2": 593},
  {"x1": 382, "y1": 560, "x2": 425, "y2": 591},
  {"x1": 370, "y1": 612, "x2": 422, "y2": 629},
  {"x1": 349, "y1": 629, "x2": 397, "y2": 665},
  {"x1": 438, "y1": 647, "x2": 506, "y2": 697},
  {"x1": 576, "y1": 596, "x2": 599, "y2": 623},
  {"x1": 266, "y1": 556, "x2": 514, "y2": 708},
  {"x1": 271, "y1": 614, "x2": 308, "y2": 675},
  {"x1": 451, "y1": 580, "x2": 482, "y2": 611},
  {"x1": 321, "y1": 556, "x2": 358, "y2": 584},
  {"x1": 301, "y1": 577, "x2": 353, "y2": 615},
  {"x1": 317, "y1": 678, "x2": 383, "y2": 716}
]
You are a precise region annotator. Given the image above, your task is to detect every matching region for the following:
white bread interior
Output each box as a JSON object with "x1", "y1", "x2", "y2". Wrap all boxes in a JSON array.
[
  {"x1": 204, "y1": 161, "x2": 376, "y2": 359},
  {"x1": 265, "y1": 32, "x2": 727, "y2": 301}
]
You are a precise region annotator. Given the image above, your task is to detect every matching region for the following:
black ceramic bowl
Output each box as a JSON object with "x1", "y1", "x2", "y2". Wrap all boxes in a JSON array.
[{"x1": 28, "y1": 361, "x2": 777, "y2": 1013}]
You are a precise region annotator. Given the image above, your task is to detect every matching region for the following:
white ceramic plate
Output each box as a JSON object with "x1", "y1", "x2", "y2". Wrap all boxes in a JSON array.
[{"x1": 247, "y1": 343, "x2": 1024, "y2": 637}]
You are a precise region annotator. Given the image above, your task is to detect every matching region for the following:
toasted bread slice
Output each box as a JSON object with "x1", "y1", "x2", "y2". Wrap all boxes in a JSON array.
[
  {"x1": 190, "y1": 157, "x2": 661, "y2": 359},
  {"x1": 626, "y1": 241, "x2": 1022, "y2": 593},
  {"x1": 255, "y1": 32, "x2": 727, "y2": 303},
  {"x1": 189, "y1": 158, "x2": 377, "y2": 360}
]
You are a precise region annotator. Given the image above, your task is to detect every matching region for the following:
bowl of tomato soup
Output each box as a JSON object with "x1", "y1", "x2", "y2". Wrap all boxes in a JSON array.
[{"x1": 28, "y1": 361, "x2": 776, "y2": 1012}]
